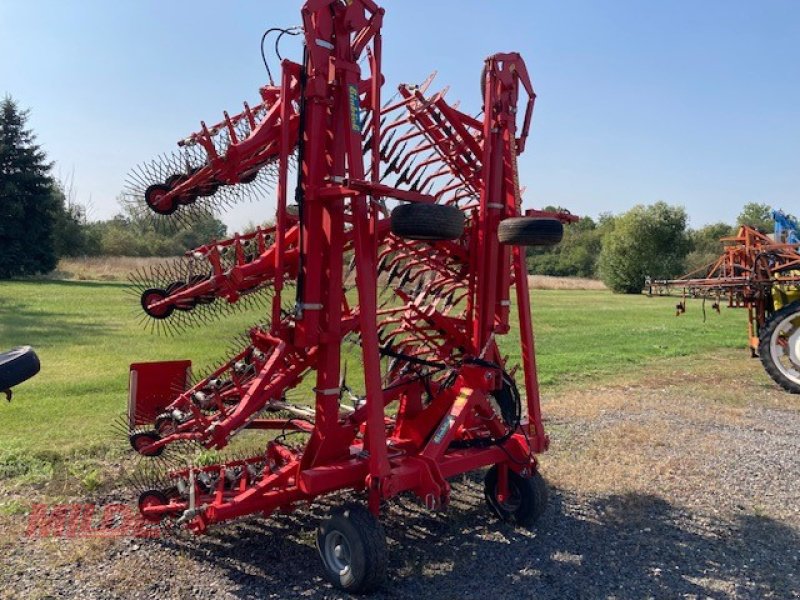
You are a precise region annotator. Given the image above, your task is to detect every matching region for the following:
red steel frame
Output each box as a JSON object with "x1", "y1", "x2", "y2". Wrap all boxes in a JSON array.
[{"x1": 128, "y1": 0, "x2": 568, "y2": 533}]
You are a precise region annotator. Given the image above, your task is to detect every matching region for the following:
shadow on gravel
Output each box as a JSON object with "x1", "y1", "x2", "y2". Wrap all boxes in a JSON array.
[{"x1": 160, "y1": 478, "x2": 800, "y2": 599}]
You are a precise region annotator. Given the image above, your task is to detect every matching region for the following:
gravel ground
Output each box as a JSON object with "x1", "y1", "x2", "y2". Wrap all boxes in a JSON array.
[{"x1": 2, "y1": 352, "x2": 799, "y2": 599}]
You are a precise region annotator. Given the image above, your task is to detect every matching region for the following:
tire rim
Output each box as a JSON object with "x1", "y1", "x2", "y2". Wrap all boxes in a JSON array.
[
  {"x1": 496, "y1": 481, "x2": 522, "y2": 512},
  {"x1": 769, "y1": 311, "x2": 800, "y2": 385},
  {"x1": 323, "y1": 530, "x2": 352, "y2": 576}
]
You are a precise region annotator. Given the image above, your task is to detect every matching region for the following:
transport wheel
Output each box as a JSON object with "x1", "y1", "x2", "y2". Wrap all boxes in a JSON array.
[
  {"x1": 140, "y1": 288, "x2": 175, "y2": 320},
  {"x1": 0, "y1": 346, "x2": 40, "y2": 391},
  {"x1": 390, "y1": 202, "x2": 465, "y2": 241},
  {"x1": 316, "y1": 503, "x2": 388, "y2": 594},
  {"x1": 484, "y1": 466, "x2": 547, "y2": 527},
  {"x1": 758, "y1": 301, "x2": 800, "y2": 394},
  {"x1": 498, "y1": 217, "x2": 563, "y2": 246}
]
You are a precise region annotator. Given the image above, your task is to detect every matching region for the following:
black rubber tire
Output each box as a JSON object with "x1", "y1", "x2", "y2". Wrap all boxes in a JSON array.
[
  {"x1": 0, "y1": 346, "x2": 40, "y2": 391},
  {"x1": 165, "y1": 281, "x2": 197, "y2": 312},
  {"x1": 498, "y1": 217, "x2": 563, "y2": 247},
  {"x1": 138, "y1": 490, "x2": 170, "y2": 523},
  {"x1": 162, "y1": 174, "x2": 196, "y2": 206},
  {"x1": 239, "y1": 169, "x2": 259, "y2": 184},
  {"x1": 316, "y1": 503, "x2": 388, "y2": 594},
  {"x1": 484, "y1": 466, "x2": 548, "y2": 527},
  {"x1": 390, "y1": 203, "x2": 465, "y2": 241},
  {"x1": 144, "y1": 183, "x2": 178, "y2": 216},
  {"x1": 188, "y1": 167, "x2": 220, "y2": 197},
  {"x1": 758, "y1": 301, "x2": 800, "y2": 394},
  {"x1": 154, "y1": 413, "x2": 179, "y2": 436},
  {"x1": 129, "y1": 431, "x2": 164, "y2": 457},
  {"x1": 141, "y1": 288, "x2": 175, "y2": 320}
]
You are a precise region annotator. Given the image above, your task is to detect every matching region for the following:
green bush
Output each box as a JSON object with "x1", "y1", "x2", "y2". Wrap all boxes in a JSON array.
[{"x1": 599, "y1": 202, "x2": 691, "y2": 294}]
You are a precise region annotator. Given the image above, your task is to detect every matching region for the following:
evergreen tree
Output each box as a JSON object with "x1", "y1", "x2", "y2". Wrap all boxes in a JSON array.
[{"x1": 0, "y1": 96, "x2": 60, "y2": 277}]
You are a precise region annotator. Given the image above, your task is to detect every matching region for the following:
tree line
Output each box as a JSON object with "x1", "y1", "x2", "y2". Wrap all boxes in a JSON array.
[
  {"x1": 0, "y1": 96, "x2": 227, "y2": 278},
  {"x1": 529, "y1": 201, "x2": 784, "y2": 293},
  {"x1": 0, "y1": 95, "x2": 788, "y2": 292}
]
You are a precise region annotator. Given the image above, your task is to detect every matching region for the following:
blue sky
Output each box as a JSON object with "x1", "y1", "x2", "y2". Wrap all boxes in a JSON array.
[{"x1": 1, "y1": 1, "x2": 798, "y2": 231}]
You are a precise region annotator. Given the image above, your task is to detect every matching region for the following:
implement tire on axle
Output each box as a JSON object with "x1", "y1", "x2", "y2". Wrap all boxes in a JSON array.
[
  {"x1": 317, "y1": 503, "x2": 388, "y2": 593},
  {"x1": 758, "y1": 301, "x2": 800, "y2": 394},
  {"x1": 484, "y1": 466, "x2": 547, "y2": 527},
  {"x1": 390, "y1": 202, "x2": 465, "y2": 241},
  {"x1": 498, "y1": 217, "x2": 563, "y2": 246}
]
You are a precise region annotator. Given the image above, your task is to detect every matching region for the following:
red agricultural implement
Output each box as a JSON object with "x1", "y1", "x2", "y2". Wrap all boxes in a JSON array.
[
  {"x1": 648, "y1": 225, "x2": 800, "y2": 394},
  {"x1": 123, "y1": 1, "x2": 575, "y2": 591}
]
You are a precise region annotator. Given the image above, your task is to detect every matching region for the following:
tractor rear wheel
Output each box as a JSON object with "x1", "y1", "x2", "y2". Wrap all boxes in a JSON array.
[
  {"x1": 484, "y1": 466, "x2": 547, "y2": 527},
  {"x1": 317, "y1": 503, "x2": 387, "y2": 594},
  {"x1": 498, "y1": 217, "x2": 563, "y2": 246},
  {"x1": 758, "y1": 301, "x2": 800, "y2": 394},
  {"x1": 390, "y1": 202, "x2": 465, "y2": 241}
]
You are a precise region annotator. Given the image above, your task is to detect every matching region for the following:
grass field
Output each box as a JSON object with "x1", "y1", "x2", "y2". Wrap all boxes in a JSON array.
[{"x1": 0, "y1": 279, "x2": 744, "y2": 486}]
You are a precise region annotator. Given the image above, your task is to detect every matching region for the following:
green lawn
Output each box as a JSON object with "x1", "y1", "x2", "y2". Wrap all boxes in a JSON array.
[{"x1": 0, "y1": 280, "x2": 744, "y2": 466}]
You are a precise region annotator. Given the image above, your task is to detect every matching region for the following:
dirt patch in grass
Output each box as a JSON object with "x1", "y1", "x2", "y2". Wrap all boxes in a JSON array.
[
  {"x1": 50, "y1": 257, "x2": 179, "y2": 282},
  {"x1": 50, "y1": 260, "x2": 608, "y2": 289},
  {"x1": 527, "y1": 275, "x2": 607, "y2": 290}
]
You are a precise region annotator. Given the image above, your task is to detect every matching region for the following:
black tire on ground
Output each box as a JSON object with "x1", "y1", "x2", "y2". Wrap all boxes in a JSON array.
[
  {"x1": 390, "y1": 202, "x2": 465, "y2": 241},
  {"x1": 0, "y1": 346, "x2": 40, "y2": 391},
  {"x1": 758, "y1": 300, "x2": 800, "y2": 394},
  {"x1": 316, "y1": 503, "x2": 388, "y2": 594},
  {"x1": 498, "y1": 217, "x2": 563, "y2": 246},
  {"x1": 484, "y1": 466, "x2": 548, "y2": 527}
]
